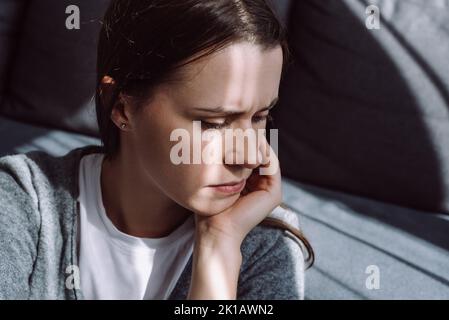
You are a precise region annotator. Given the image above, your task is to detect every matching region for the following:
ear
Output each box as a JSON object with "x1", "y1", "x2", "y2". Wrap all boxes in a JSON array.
[
  {"x1": 110, "y1": 94, "x2": 130, "y2": 130},
  {"x1": 100, "y1": 75, "x2": 131, "y2": 130}
]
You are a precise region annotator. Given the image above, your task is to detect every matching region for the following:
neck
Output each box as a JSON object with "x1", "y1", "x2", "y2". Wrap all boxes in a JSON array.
[{"x1": 100, "y1": 150, "x2": 192, "y2": 238}]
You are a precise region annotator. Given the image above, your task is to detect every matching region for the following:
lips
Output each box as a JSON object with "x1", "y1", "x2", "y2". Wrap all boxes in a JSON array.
[
  {"x1": 212, "y1": 180, "x2": 244, "y2": 186},
  {"x1": 209, "y1": 179, "x2": 246, "y2": 194}
]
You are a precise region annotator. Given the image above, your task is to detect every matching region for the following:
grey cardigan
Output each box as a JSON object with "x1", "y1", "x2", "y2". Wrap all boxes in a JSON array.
[{"x1": 0, "y1": 145, "x2": 305, "y2": 300}]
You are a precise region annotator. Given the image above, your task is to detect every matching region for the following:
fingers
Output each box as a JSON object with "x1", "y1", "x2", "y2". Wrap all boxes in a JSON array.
[{"x1": 258, "y1": 136, "x2": 280, "y2": 177}]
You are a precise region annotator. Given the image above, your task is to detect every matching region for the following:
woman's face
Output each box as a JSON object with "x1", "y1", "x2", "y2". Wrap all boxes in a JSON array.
[{"x1": 124, "y1": 42, "x2": 283, "y2": 216}]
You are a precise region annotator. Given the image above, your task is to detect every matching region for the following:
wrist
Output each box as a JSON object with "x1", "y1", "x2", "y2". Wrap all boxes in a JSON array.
[
  {"x1": 195, "y1": 235, "x2": 243, "y2": 263},
  {"x1": 195, "y1": 219, "x2": 244, "y2": 250},
  {"x1": 194, "y1": 230, "x2": 243, "y2": 270},
  {"x1": 188, "y1": 229, "x2": 243, "y2": 300}
]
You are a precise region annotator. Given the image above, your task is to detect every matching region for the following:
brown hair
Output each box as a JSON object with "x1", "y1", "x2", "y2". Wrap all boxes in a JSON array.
[
  {"x1": 96, "y1": 0, "x2": 313, "y2": 269},
  {"x1": 260, "y1": 203, "x2": 314, "y2": 269}
]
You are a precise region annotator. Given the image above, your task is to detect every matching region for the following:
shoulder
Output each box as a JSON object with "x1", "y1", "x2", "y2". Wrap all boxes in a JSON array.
[
  {"x1": 0, "y1": 150, "x2": 67, "y2": 214},
  {"x1": 241, "y1": 205, "x2": 304, "y2": 261},
  {"x1": 0, "y1": 145, "x2": 103, "y2": 197},
  {"x1": 0, "y1": 150, "x2": 64, "y2": 251},
  {"x1": 240, "y1": 209, "x2": 305, "y2": 270},
  {"x1": 0, "y1": 145, "x2": 102, "y2": 235},
  {"x1": 0, "y1": 152, "x2": 41, "y2": 223},
  {"x1": 238, "y1": 206, "x2": 306, "y2": 299},
  {"x1": 0, "y1": 153, "x2": 42, "y2": 298},
  {"x1": 0, "y1": 149, "x2": 68, "y2": 194},
  {"x1": 0, "y1": 146, "x2": 102, "y2": 298}
]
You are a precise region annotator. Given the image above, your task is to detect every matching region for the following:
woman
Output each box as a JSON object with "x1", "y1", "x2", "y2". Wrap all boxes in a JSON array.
[{"x1": 0, "y1": 0, "x2": 313, "y2": 300}]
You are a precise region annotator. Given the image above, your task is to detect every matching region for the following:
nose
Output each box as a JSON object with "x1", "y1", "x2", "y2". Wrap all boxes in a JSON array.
[
  {"x1": 223, "y1": 127, "x2": 262, "y2": 169},
  {"x1": 240, "y1": 158, "x2": 260, "y2": 170}
]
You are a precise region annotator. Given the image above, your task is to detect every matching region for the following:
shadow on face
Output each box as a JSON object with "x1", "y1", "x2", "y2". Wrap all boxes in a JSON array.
[{"x1": 125, "y1": 42, "x2": 284, "y2": 215}]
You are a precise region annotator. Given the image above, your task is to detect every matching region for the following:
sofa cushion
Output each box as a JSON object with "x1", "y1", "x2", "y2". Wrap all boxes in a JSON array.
[
  {"x1": 0, "y1": 1, "x2": 27, "y2": 104},
  {"x1": 0, "y1": 115, "x2": 100, "y2": 158},
  {"x1": 282, "y1": 178, "x2": 449, "y2": 299},
  {"x1": 0, "y1": 0, "x2": 292, "y2": 139},
  {"x1": 274, "y1": 0, "x2": 449, "y2": 213},
  {"x1": 269, "y1": 0, "x2": 292, "y2": 24},
  {"x1": 0, "y1": 0, "x2": 110, "y2": 136}
]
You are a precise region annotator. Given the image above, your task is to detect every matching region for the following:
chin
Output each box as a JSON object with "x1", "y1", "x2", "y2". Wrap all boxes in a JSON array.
[{"x1": 188, "y1": 191, "x2": 240, "y2": 216}]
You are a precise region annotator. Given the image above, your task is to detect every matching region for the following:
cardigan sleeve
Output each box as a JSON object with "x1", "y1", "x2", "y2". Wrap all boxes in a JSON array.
[
  {"x1": 0, "y1": 161, "x2": 39, "y2": 299},
  {"x1": 237, "y1": 225, "x2": 306, "y2": 300}
]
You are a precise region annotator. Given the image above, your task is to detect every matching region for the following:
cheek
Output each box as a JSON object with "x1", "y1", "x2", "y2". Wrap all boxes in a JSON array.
[
  {"x1": 130, "y1": 112, "x2": 199, "y2": 198},
  {"x1": 133, "y1": 106, "x2": 191, "y2": 181},
  {"x1": 132, "y1": 109, "x2": 239, "y2": 215}
]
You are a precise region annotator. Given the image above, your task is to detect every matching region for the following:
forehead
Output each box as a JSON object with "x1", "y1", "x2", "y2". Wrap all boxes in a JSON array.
[{"x1": 168, "y1": 42, "x2": 283, "y2": 111}]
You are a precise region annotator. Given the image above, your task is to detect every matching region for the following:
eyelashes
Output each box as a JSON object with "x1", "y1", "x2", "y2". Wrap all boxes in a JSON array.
[
  {"x1": 200, "y1": 114, "x2": 274, "y2": 130},
  {"x1": 201, "y1": 120, "x2": 230, "y2": 130}
]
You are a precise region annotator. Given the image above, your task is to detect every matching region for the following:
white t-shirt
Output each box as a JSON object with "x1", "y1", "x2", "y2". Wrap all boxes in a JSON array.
[{"x1": 77, "y1": 153, "x2": 195, "y2": 300}]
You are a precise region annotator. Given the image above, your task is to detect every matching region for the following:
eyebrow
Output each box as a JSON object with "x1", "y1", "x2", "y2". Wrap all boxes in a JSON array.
[{"x1": 193, "y1": 97, "x2": 279, "y2": 115}]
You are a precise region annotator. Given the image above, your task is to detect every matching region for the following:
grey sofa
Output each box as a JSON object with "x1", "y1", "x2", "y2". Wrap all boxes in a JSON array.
[{"x1": 0, "y1": 0, "x2": 448, "y2": 299}]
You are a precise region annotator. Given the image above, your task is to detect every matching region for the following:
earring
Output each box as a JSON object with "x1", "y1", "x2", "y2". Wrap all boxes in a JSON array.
[{"x1": 120, "y1": 123, "x2": 127, "y2": 129}]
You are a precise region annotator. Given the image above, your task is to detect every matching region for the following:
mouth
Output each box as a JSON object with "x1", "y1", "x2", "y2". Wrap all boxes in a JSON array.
[{"x1": 208, "y1": 179, "x2": 246, "y2": 195}]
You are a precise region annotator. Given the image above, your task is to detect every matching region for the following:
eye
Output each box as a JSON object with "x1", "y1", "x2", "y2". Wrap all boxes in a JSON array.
[
  {"x1": 200, "y1": 119, "x2": 230, "y2": 130},
  {"x1": 252, "y1": 113, "x2": 273, "y2": 124}
]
